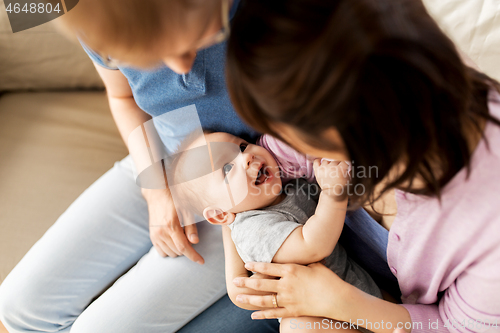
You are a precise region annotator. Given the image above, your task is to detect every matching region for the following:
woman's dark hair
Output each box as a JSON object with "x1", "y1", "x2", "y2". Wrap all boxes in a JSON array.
[{"x1": 226, "y1": 0, "x2": 500, "y2": 206}]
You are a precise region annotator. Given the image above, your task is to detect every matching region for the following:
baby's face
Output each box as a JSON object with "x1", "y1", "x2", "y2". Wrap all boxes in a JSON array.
[{"x1": 199, "y1": 132, "x2": 282, "y2": 213}]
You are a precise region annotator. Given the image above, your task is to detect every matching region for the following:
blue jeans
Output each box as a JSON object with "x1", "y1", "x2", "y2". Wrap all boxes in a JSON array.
[
  {"x1": 0, "y1": 156, "x2": 276, "y2": 332},
  {"x1": 178, "y1": 295, "x2": 279, "y2": 333}
]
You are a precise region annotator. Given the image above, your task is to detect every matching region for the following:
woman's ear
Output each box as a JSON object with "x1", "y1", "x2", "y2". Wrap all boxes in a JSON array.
[{"x1": 203, "y1": 207, "x2": 235, "y2": 225}]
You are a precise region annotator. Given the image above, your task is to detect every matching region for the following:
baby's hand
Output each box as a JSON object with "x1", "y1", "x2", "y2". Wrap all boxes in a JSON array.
[{"x1": 313, "y1": 159, "x2": 350, "y2": 198}]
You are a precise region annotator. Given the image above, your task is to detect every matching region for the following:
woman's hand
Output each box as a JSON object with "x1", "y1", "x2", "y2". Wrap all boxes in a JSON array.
[
  {"x1": 233, "y1": 262, "x2": 413, "y2": 333},
  {"x1": 233, "y1": 261, "x2": 356, "y2": 320},
  {"x1": 142, "y1": 188, "x2": 204, "y2": 264}
]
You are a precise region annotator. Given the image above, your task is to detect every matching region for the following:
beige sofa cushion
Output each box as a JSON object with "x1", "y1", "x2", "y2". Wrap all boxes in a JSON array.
[
  {"x1": 0, "y1": 91, "x2": 127, "y2": 282},
  {"x1": 0, "y1": 0, "x2": 104, "y2": 91},
  {"x1": 423, "y1": 0, "x2": 500, "y2": 81}
]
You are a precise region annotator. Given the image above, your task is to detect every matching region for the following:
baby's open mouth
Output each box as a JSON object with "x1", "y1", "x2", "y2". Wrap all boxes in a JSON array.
[{"x1": 255, "y1": 164, "x2": 272, "y2": 185}]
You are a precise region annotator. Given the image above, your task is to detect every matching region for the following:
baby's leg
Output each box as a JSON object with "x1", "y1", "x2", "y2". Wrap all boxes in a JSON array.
[{"x1": 280, "y1": 317, "x2": 362, "y2": 332}]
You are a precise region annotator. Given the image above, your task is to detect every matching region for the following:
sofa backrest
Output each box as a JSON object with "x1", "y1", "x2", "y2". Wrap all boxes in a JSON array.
[
  {"x1": 422, "y1": 0, "x2": 500, "y2": 82},
  {"x1": 0, "y1": 0, "x2": 104, "y2": 91}
]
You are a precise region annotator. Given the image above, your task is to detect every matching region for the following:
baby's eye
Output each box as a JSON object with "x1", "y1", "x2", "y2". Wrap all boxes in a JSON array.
[
  {"x1": 239, "y1": 143, "x2": 248, "y2": 152},
  {"x1": 223, "y1": 163, "x2": 234, "y2": 176}
]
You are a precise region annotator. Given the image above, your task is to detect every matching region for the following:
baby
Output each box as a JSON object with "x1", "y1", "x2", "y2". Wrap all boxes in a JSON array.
[{"x1": 169, "y1": 132, "x2": 381, "y2": 332}]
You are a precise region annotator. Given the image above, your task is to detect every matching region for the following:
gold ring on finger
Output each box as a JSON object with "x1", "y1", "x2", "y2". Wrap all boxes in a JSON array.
[{"x1": 272, "y1": 294, "x2": 279, "y2": 308}]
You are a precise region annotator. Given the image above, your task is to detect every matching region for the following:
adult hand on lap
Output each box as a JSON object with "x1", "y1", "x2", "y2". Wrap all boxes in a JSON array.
[
  {"x1": 233, "y1": 262, "x2": 354, "y2": 320},
  {"x1": 142, "y1": 188, "x2": 204, "y2": 264}
]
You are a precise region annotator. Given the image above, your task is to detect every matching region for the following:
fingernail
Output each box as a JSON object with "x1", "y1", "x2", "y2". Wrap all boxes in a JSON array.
[
  {"x1": 236, "y1": 295, "x2": 243, "y2": 302},
  {"x1": 251, "y1": 312, "x2": 262, "y2": 320},
  {"x1": 196, "y1": 260, "x2": 204, "y2": 265},
  {"x1": 244, "y1": 263, "x2": 253, "y2": 270},
  {"x1": 189, "y1": 234, "x2": 199, "y2": 243},
  {"x1": 233, "y1": 278, "x2": 242, "y2": 286}
]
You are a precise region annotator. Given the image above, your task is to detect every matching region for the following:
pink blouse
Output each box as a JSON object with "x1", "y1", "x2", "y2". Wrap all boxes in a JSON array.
[{"x1": 390, "y1": 91, "x2": 500, "y2": 332}]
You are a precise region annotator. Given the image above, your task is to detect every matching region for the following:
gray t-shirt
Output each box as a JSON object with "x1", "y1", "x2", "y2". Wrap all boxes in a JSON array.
[{"x1": 229, "y1": 179, "x2": 382, "y2": 298}]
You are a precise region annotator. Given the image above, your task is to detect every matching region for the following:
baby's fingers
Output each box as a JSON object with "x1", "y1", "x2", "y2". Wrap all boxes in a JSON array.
[{"x1": 313, "y1": 158, "x2": 321, "y2": 169}]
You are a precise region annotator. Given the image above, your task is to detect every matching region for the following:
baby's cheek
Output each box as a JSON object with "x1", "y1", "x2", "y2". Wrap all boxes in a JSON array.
[
  {"x1": 269, "y1": 183, "x2": 283, "y2": 197},
  {"x1": 230, "y1": 188, "x2": 264, "y2": 212},
  {"x1": 247, "y1": 183, "x2": 262, "y2": 198}
]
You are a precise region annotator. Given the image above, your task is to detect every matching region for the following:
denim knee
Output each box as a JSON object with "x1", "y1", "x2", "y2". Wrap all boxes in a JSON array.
[
  {"x1": 70, "y1": 308, "x2": 141, "y2": 333},
  {"x1": 0, "y1": 276, "x2": 31, "y2": 332},
  {"x1": 0, "y1": 273, "x2": 71, "y2": 333}
]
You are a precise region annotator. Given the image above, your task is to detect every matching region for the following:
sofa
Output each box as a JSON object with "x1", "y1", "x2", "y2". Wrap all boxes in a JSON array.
[
  {"x1": 0, "y1": 0, "x2": 499, "y2": 332},
  {"x1": 0, "y1": 0, "x2": 127, "y2": 288}
]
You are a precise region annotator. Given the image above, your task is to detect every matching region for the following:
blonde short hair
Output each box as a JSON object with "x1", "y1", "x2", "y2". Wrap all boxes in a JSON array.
[{"x1": 57, "y1": 0, "x2": 219, "y2": 67}]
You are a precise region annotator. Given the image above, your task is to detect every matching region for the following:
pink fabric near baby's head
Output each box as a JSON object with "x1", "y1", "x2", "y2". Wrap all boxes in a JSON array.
[{"x1": 257, "y1": 135, "x2": 316, "y2": 184}]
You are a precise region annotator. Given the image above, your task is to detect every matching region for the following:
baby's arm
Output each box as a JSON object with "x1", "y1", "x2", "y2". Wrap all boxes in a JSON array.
[
  {"x1": 273, "y1": 160, "x2": 349, "y2": 264},
  {"x1": 223, "y1": 226, "x2": 275, "y2": 311}
]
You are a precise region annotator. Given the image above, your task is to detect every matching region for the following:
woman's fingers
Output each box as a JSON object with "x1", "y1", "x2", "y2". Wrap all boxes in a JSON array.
[
  {"x1": 153, "y1": 242, "x2": 167, "y2": 257},
  {"x1": 250, "y1": 272, "x2": 274, "y2": 280},
  {"x1": 233, "y1": 276, "x2": 279, "y2": 292},
  {"x1": 155, "y1": 226, "x2": 182, "y2": 256},
  {"x1": 251, "y1": 309, "x2": 290, "y2": 320},
  {"x1": 235, "y1": 294, "x2": 282, "y2": 309},
  {"x1": 184, "y1": 223, "x2": 199, "y2": 244},
  {"x1": 157, "y1": 240, "x2": 178, "y2": 258},
  {"x1": 144, "y1": 188, "x2": 204, "y2": 263},
  {"x1": 161, "y1": 235, "x2": 181, "y2": 257},
  {"x1": 236, "y1": 294, "x2": 275, "y2": 308},
  {"x1": 163, "y1": 210, "x2": 204, "y2": 264},
  {"x1": 170, "y1": 225, "x2": 204, "y2": 264},
  {"x1": 244, "y1": 262, "x2": 288, "y2": 277},
  {"x1": 153, "y1": 231, "x2": 179, "y2": 257}
]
